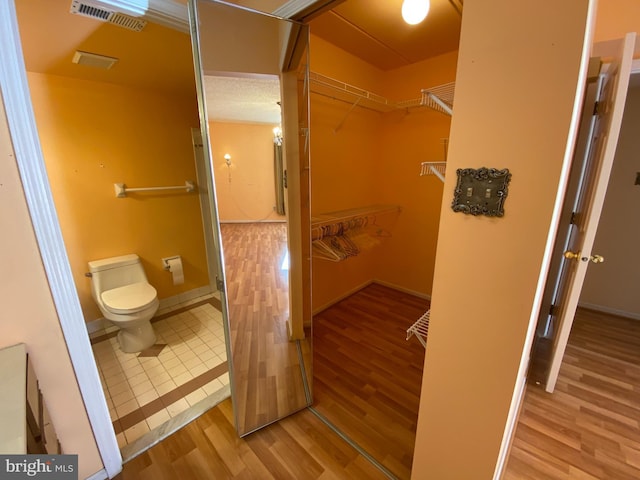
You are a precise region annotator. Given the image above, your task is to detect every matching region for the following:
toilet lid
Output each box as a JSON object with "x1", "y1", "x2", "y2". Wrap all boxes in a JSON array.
[{"x1": 101, "y1": 282, "x2": 157, "y2": 314}]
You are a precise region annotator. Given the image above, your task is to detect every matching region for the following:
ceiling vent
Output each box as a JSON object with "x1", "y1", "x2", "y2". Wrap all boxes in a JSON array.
[
  {"x1": 72, "y1": 51, "x2": 119, "y2": 69},
  {"x1": 70, "y1": 1, "x2": 147, "y2": 32}
]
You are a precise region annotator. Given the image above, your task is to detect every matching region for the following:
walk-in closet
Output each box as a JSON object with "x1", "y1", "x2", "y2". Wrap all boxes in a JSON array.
[{"x1": 307, "y1": 37, "x2": 458, "y2": 477}]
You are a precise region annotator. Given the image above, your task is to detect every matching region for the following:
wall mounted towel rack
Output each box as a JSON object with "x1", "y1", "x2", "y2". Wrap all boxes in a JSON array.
[{"x1": 114, "y1": 180, "x2": 195, "y2": 198}]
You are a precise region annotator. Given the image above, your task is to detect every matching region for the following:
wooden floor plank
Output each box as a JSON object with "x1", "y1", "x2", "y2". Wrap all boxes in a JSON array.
[{"x1": 504, "y1": 308, "x2": 640, "y2": 479}]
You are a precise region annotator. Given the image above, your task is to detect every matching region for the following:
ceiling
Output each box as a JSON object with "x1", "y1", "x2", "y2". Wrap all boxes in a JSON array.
[{"x1": 15, "y1": 0, "x2": 462, "y2": 122}]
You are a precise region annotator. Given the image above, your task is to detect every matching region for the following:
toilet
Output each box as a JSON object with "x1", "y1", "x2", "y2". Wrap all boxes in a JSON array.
[{"x1": 88, "y1": 254, "x2": 159, "y2": 353}]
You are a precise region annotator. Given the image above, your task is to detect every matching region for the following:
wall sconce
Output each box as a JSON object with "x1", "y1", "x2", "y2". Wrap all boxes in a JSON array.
[
  {"x1": 402, "y1": 0, "x2": 430, "y2": 25},
  {"x1": 223, "y1": 153, "x2": 232, "y2": 183},
  {"x1": 273, "y1": 126, "x2": 283, "y2": 146}
]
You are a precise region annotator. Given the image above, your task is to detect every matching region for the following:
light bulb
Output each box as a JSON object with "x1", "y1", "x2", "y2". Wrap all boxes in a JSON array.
[{"x1": 402, "y1": 0, "x2": 430, "y2": 25}]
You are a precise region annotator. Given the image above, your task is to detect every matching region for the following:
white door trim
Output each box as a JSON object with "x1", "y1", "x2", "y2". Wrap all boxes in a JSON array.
[{"x1": 0, "y1": 1, "x2": 121, "y2": 477}]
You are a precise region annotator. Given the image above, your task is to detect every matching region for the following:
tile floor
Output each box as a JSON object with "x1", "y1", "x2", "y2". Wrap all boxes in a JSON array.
[{"x1": 90, "y1": 294, "x2": 230, "y2": 448}]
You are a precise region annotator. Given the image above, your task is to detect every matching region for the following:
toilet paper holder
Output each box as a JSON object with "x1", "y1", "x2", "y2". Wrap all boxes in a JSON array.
[{"x1": 162, "y1": 256, "x2": 181, "y2": 270}]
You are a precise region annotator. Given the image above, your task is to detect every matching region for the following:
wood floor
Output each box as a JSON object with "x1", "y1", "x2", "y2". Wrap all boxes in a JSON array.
[
  {"x1": 115, "y1": 285, "x2": 640, "y2": 479},
  {"x1": 313, "y1": 283, "x2": 429, "y2": 480},
  {"x1": 504, "y1": 308, "x2": 640, "y2": 479},
  {"x1": 114, "y1": 398, "x2": 388, "y2": 480},
  {"x1": 220, "y1": 223, "x2": 309, "y2": 435}
]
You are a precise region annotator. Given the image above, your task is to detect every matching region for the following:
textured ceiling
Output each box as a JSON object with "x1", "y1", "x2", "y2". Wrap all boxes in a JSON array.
[{"x1": 204, "y1": 75, "x2": 282, "y2": 124}]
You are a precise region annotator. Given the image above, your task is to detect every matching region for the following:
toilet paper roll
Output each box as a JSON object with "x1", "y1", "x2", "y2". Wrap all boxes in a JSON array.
[{"x1": 167, "y1": 257, "x2": 184, "y2": 285}]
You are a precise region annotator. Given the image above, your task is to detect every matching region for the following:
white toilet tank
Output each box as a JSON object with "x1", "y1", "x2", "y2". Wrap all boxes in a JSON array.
[{"x1": 88, "y1": 254, "x2": 149, "y2": 301}]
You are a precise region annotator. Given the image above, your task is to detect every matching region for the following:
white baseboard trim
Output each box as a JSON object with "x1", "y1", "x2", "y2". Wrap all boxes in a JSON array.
[
  {"x1": 578, "y1": 302, "x2": 640, "y2": 320},
  {"x1": 312, "y1": 279, "x2": 431, "y2": 316},
  {"x1": 85, "y1": 468, "x2": 109, "y2": 480},
  {"x1": 86, "y1": 285, "x2": 215, "y2": 335}
]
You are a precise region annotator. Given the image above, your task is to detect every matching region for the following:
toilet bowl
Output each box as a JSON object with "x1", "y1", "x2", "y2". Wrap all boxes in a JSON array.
[{"x1": 88, "y1": 254, "x2": 159, "y2": 353}]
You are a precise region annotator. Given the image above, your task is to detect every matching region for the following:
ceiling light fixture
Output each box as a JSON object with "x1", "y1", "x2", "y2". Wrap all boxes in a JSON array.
[{"x1": 402, "y1": 0, "x2": 430, "y2": 25}]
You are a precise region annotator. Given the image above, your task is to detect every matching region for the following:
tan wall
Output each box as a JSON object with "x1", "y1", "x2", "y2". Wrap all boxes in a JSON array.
[
  {"x1": 0, "y1": 96, "x2": 103, "y2": 478},
  {"x1": 411, "y1": 0, "x2": 592, "y2": 478},
  {"x1": 27, "y1": 73, "x2": 209, "y2": 323},
  {"x1": 208, "y1": 121, "x2": 284, "y2": 222},
  {"x1": 580, "y1": 85, "x2": 640, "y2": 317}
]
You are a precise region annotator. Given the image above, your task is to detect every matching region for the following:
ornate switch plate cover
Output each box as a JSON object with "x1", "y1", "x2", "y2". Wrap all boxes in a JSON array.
[{"x1": 451, "y1": 167, "x2": 511, "y2": 217}]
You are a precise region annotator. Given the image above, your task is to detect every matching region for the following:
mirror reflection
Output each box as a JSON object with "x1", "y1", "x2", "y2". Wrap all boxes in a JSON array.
[{"x1": 191, "y1": 0, "x2": 312, "y2": 436}]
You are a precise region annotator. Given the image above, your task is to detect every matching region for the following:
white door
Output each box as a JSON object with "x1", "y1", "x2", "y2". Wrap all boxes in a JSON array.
[{"x1": 545, "y1": 32, "x2": 636, "y2": 392}]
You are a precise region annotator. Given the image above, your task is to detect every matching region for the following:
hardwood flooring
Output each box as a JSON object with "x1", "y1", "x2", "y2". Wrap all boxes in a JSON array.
[
  {"x1": 504, "y1": 308, "x2": 640, "y2": 479},
  {"x1": 313, "y1": 283, "x2": 430, "y2": 480},
  {"x1": 220, "y1": 223, "x2": 309, "y2": 435},
  {"x1": 114, "y1": 397, "x2": 388, "y2": 480},
  {"x1": 115, "y1": 282, "x2": 640, "y2": 479}
]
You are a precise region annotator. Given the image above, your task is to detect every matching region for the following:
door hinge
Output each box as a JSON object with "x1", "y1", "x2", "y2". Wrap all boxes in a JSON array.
[
  {"x1": 570, "y1": 211, "x2": 577, "y2": 225},
  {"x1": 216, "y1": 276, "x2": 224, "y2": 291},
  {"x1": 283, "y1": 170, "x2": 288, "y2": 188},
  {"x1": 593, "y1": 100, "x2": 602, "y2": 116},
  {"x1": 549, "y1": 304, "x2": 557, "y2": 316}
]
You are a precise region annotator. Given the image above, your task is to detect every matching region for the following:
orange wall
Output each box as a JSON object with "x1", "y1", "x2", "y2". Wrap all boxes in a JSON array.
[
  {"x1": 27, "y1": 73, "x2": 209, "y2": 322},
  {"x1": 376, "y1": 51, "x2": 457, "y2": 295},
  {"x1": 310, "y1": 35, "x2": 386, "y2": 309},
  {"x1": 0, "y1": 96, "x2": 103, "y2": 478},
  {"x1": 208, "y1": 121, "x2": 284, "y2": 222},
  {"x1": 309, "y1": 36, "x2": 455, "y2": 309},
  {"x1": 411, "y1": 0, "x2": 592, "y2": 478}
]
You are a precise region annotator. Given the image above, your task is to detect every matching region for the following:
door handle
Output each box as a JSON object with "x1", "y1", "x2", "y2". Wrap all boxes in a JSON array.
[
  {"x1": 564, "y1": 250, "x2": 604, "y2": 263},
  {"x1": 563, "y1": 250, "x2": 581, "y2": 260}
]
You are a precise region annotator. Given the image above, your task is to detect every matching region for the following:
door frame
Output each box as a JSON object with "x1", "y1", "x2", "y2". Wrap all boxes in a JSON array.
[
  {"x1": 0, "y1": 1, "x2": 120, "y2": 477},
  {"x1": 493, "y1": 36, "x2": 640, "y2": 478}
]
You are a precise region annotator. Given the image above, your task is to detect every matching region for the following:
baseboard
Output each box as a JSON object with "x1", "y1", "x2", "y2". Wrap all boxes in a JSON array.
[
  {"x1": 578, "y1": 302, "x2": 640, "y2": 321},
  {"x1": 86, "y1": 285, "x2": 215, "y2": 335},
  {"x1": 371, "y1": 279, "x2": 431, "y2": 301},
  {"x1": 312, "y1": 279, "x2": 431, "y2": 316},
  {"x1": 312, "y1": 280, "x2": 375, "y2": 315}
]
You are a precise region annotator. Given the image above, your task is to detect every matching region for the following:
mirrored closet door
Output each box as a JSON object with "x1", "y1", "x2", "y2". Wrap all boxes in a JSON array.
[{"x1": 189, "y1": 0, "x2": 312, "y2": 436}]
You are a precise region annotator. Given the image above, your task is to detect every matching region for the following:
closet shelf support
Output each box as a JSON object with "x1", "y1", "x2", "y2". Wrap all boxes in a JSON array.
[
  {"x1": 420, "y1": 162, "x2": 446, "y2": 182},
  {"x1": 407, "y1": 310, "x2": 430, "y2": 348}
]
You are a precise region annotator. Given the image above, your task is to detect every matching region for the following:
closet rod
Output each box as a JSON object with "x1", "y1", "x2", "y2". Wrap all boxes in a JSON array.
[{"x1": 312, "y1": 204, "x2": 400, "y2": 229}]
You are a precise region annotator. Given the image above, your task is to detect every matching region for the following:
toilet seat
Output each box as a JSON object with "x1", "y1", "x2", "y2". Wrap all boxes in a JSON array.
[{"x1": 101, "y1": 282, "x2": 158, "y2": 314}]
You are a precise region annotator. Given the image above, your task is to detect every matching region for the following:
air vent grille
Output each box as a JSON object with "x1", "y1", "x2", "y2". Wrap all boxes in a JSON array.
[
  {"x1": 77, "y1": 3, "x2": 111, "y2": 20},
  {"x1": 109, "y1": 12, "x2": 147, "y2": 31},
  {"x1": 70, "y1": 1, "x2": 147, "y2": 32}
]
